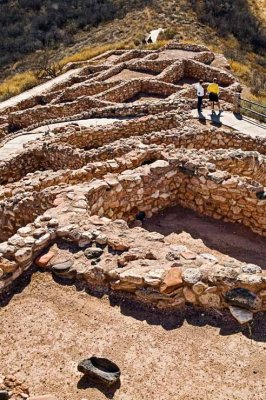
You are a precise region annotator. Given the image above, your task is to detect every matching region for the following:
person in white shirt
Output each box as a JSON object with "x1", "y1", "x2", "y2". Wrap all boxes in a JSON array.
[{"x1": 195, "y1": 79, "x2": 204, "y2": 112}]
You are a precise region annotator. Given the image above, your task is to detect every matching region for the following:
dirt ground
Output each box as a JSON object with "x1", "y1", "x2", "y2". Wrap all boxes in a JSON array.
[
  {"x1": 0, "y1": 270, "x2": 266, "y2": 400},
  {"x1": 157, "y1": 49, "x2": 198, "y2": 60},
  {"x1": 106, "y1": 69, "x2": 157, "y2": 82},
  {"x1": 143, "y1": 205, "x2": 266, "y2": 269}
]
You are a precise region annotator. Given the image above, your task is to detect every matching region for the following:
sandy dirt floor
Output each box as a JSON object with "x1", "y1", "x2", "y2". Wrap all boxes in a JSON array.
[
  {"x1": 0, "y1": 270, "x2": 266, "y2": 400},
  {"x1": 157, "y1": 49, "x2": 198, "y2": 60},
  {"x1": 106, "y1": 69, "x2": 157, "y2": 82},
  {"x1": 143, "y1": 205, "x2": 266, "y2": 269}
]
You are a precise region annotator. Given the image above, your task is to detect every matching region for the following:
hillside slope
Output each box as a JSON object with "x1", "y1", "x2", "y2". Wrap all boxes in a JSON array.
[{"x1": 0, "y1": 0, "x2": 265, "y2": 100}]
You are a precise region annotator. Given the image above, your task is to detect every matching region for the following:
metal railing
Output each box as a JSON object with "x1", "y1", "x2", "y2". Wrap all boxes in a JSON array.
[{"x1": 234, "y1": 94, "x2": 266, "y2": 122}]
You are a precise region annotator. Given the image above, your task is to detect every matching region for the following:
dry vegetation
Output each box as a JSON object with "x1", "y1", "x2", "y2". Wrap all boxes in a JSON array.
[{"x1": 0, "y1": 0, "x2": 265, "y2": 103}]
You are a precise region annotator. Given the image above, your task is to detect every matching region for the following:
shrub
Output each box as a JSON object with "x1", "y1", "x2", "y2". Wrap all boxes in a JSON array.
[{"x1": 157, "y1": 28, "x2": 177, "y2": 41}]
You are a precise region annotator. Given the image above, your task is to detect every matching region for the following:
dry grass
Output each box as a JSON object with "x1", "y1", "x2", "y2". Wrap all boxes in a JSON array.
[
  {"x1": 146, "y1": 40, "x2": 170, "y2": 50},
  {"x1": 230, "y1": 61, "x2": 250, "y2": 80},
  {"x1": 0, "y1": 71, "x2": 39, "y2": 101},
  {"x1": 59, "y1": 41, "x2": 136, "y2": 67},
  {"x1": 0, "y1": 41, "x2": 137, "y2": 100}
]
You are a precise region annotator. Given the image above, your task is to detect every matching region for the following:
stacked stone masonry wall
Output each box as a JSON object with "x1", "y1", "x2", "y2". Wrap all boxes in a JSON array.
[{"x1": 1, "y1": 42, "x2": 265, "y2": 320}]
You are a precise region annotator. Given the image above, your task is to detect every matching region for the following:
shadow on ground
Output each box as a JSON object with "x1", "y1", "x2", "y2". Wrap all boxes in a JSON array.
[
  {"x1": 109, "y1": 294, "x2": 266, "y2": 343},
  {"x1": 0, "y1": 266, "x2": 265, "y2": 343},
  {"x1": 77, "y1": 376, "x2": 121, "y2": 399},
  {"x1": 142, "y1": 205, "x2": 266, "y2": 269}
]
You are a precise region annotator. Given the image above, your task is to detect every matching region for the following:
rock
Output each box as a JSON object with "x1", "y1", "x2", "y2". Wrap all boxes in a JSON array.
[
  {"x1": 35, "y1": 251, "x2": 55, "y2": 268},
  {"x1": 192, "y1": 281, "x2": 208, "y2": 295},
  {"x1": 51, "y1": 260, "x2": 73, "y2": 273},
  {"x1": 144, "y1": 269, "x2": 166, "y2": 287},
  {"x1": 160, "y1": 267, "x2": 183, "y2": 294},
  {"x1": 0, "y1": 257, "x2": 17, "y2": 273},
  {"x1": 78, "y1": 357, "x2": 120, "y2": 386},
  {"x1": 0, "y1": 243, "x2": 16, "y2": 258},
  {"x1": 223, "y1": 288, "x2": 261, "y2": 310},
  {"x1": 108, "y1": 238, "x2": 130, "y2": 251},
  {"x1": 199, "y1": 293, "x2": 221, "y2": 308},
  {"x1": 84, "y1": 247, "x2": 104, "y2": 259},
  {"x1": 183, "y1": 287, "x2": 197, "y2": 303},
  {"x1": 57, "y1": 224, "x2": 79, "y2": 238},
  {"x1": 0, "y1": 391, "x2": 9, "y2": 400},
  {"x1": 200, "y1": 253, "x2": 218, "y2": 263},
  {"x1": 78, "y1": 232, "x2": 93, "y2": 248},
  {"x1": 8, "y1": 234, "x2": 25, "y2": 248},
  {"x1": 229, "y1": 306, "x2": 253, "y2": 325},
  {"x1": 165, "y1": 250, "x2": 180, "y2": 261},
  {"x1": 150, "y1": 160, "x2": 169, "y2": 172},
  {"x1": 111, "y1": 280, "x2": 138, "y2": 292},
  {"x1": 236, "y1": 273, "x2": 263, "y2": 287},
  {"x1": 14, "y1": 247, "x2": 32, "y2": 264},
  {"x1": 34, "y1": 233, "x2": 51, "y2": 248},
  {"x1": 47, "y1": 218, "x2": 59, "y2": 228},
  {"x1": 208, "y1": 266, "x2": 239, "y2": 284},
  {"x1": 33, "y1": 228, "x2": 47, "y2": 239},
  {"x1": 119, "y1": 268, "x2": 145, "y2": 285},
  {"x1": 180, "y1": 251, "x2": 197, "y2": 260},
  {"x1": 95, "y1": 234, "x2": 108, "y2": 245},
  {"x1": 241, "y1": 264, "x2": 262, "y2": 274},
  {"x1": 205, "y1": 286, "x2": 218, "y2": 293},
  {"x1": 182, "y1": 268, "x2": 202, "y2": 285},
  {"x1": 17, "y1": 226, "x2": 32, "y2": 237},
  {"x1": 169, "y1": 245, "x2": 187, "y2": 253}
]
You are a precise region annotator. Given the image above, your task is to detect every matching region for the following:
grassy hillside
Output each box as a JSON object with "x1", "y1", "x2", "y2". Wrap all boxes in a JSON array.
[{"x1": 0, "y1": 0, "x2": 265, "y2": 101}]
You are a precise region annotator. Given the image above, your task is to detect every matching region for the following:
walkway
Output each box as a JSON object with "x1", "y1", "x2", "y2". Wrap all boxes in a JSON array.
[
  {"x1": 32, "y1": 117, "x2": 131, "y2": 132},
  {"x1": 0, "y1": 117, "x2": 132, "y2": 160},
  {"x1": 191, "y1": 109, "x2": 266, "y2": 138},
  {"x1": 0, "y1": 133, "x2": 43, "y2": 161}
]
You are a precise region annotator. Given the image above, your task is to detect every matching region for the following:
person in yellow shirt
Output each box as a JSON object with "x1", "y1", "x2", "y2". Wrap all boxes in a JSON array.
[{"x1": 207, "y1": 78, "x2": 221, "y2": 112}]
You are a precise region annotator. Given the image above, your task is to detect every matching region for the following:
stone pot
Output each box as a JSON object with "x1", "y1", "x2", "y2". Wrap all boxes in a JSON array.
[{"x1": 78, "y1": 357, "x2": 121, "y2": 386}]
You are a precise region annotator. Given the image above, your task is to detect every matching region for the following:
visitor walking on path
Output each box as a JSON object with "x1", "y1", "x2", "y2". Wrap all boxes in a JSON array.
[
  {"x1": 207, "y1": 78, "x2": 221, "y2": 112},
  {"x1": 195, "y1": 79, "x2": 204, "y2": 113}
]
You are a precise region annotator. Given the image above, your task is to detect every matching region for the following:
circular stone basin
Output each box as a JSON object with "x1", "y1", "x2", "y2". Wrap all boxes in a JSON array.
[{"x1": 78, "y1": 357, "x2": 121, "y2": 386}]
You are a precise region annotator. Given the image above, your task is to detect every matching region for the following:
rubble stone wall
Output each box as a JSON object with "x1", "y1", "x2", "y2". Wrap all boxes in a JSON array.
[
  {"x1": 2, "y1": 42, "x2": 265, "y2": 321},
  {"x1": 8, "y1": 97, "x2": 112, "y2": 130},
  {"x1": 184, "y1": 59, "x2": 236, "y2": 86}
]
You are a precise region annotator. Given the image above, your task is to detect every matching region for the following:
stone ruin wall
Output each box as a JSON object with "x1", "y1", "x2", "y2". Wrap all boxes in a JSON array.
[
  {"x1": 0, "y1": 42, "x2": 265, "y2": 321},
  {"x1": 4, "y1": 49, "x2": 239, "y2": 133}
]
